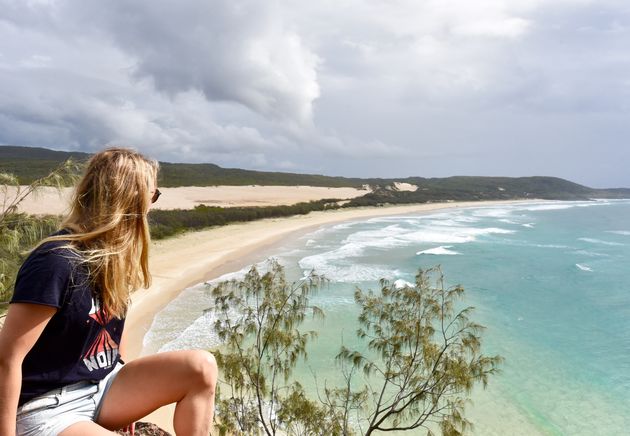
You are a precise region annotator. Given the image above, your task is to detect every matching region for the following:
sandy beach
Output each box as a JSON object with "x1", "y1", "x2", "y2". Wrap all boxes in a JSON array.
[{"x1": 124, "y1": 199, "x2": 526, "y2": 432}]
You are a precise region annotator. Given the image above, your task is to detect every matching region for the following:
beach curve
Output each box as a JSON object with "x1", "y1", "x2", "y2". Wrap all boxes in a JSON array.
[{"x1": 127, "y1": 200, "x2": 530, "y2": 432}]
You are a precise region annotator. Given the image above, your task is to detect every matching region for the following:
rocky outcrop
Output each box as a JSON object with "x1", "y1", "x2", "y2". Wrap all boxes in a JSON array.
[{"x1": 115, "y1": 422, "x2": 171, "y2": 436}]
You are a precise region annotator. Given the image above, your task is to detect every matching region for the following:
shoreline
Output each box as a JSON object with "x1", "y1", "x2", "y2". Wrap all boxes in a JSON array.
[
  {"x1": 125, "y1": 199, "x2": 534, "y2": 431},
  {"x1": 126, "y1": 200, "x2": 532, "y2": 359}
]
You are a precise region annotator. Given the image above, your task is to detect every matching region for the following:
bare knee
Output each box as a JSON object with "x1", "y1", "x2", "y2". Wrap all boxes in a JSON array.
[{"x1": 186, "y1": 350, "x2": 218, "y2": 392}]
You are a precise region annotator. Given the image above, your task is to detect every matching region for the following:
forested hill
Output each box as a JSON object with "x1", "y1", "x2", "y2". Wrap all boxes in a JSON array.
[
  {"x1": 2, "y1": 145, "x2": 629, "y2": 201},
  {"x1": 0, "y1": 145, "x2": 367, "y2": 187},
  {"x1": 347, "y1": 176, "x2": 630, "y2": 206}
]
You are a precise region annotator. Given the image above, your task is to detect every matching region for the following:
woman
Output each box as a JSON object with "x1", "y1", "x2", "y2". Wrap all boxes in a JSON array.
[{"x1": 0, "y1": 148, "x2": 217, "y2": 435}]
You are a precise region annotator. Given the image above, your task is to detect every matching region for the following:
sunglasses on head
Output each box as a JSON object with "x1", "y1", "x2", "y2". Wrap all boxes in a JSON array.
[{"x1": 151, "y1": 188, "x2": 161, "y2": 204}]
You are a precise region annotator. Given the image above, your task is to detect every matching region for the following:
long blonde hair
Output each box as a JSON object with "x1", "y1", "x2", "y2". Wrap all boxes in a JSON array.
[{"x1": 42, "y1": 147, "x2": 159, "y2": 318}]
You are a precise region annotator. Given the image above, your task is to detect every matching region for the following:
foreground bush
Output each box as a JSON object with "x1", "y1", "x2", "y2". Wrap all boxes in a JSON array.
[
  {"x1": 0, "y1": 161, "x2": 79, "y2": 310},
  {"x1": 208, "y1": 262, "x2": 501, "y2": 436}
]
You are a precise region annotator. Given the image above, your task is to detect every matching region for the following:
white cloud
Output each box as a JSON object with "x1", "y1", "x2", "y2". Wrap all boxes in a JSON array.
[
  {"x1": 453, "y1": 17, "x2": 532, "y2": 38},
  {"x1": 76, "y1": 0, "x2": 321, "y2": 125}
]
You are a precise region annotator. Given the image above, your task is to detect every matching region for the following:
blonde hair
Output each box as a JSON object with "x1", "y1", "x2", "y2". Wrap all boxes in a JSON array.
[{"x1": 42, "y1": 147, "x2": 159, "y2": 318}]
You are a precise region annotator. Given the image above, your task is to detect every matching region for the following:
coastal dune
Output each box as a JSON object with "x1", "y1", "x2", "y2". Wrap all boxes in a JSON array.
[{"x1": 10, "y1": 185, "x2": 369, "y2": 215}]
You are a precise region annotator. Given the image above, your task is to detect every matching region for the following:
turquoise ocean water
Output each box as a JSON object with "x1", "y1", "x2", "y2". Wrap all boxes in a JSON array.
[{"x1": 144, "y1": 200, "x2": 630, "y2": 435}]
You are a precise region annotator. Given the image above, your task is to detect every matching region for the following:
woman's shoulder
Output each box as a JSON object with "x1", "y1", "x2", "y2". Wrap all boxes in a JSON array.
[
  {"x1": 26, "y1": 229, "x2": 80, "y2": 267},
  {"x1": 12, "y1": 230, "x2": 85, "y2": 307}
]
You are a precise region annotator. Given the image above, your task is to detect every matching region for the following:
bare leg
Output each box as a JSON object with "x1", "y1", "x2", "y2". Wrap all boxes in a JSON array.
[
  {"x1": 60, "y1": 421, "x2": 116, "y2": 435},
  {"x1": 95, "y1": 350, "x2": 217, "y2": 436}
]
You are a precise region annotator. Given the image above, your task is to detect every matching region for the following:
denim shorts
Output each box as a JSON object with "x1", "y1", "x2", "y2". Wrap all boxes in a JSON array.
[{"x1": 16, "y1": 362, "x2": 124, "y2": 436}]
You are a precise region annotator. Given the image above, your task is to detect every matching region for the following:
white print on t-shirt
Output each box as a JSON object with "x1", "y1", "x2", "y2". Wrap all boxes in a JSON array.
[{"x1": 82, "y1": 297, "x2": 120, "y2": 372}]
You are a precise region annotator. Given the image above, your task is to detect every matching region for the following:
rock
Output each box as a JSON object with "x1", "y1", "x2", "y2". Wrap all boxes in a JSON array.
[{"x1": 115, "y1": 422, "x2": 172, "y2": 436}]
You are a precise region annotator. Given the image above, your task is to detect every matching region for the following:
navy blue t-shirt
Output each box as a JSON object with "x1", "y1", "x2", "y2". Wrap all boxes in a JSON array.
[{"x1": 10, "y1": 233, "x2": 125, "y2": 406}]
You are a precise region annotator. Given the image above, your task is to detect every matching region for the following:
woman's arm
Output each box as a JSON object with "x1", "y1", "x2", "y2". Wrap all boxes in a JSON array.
[{"x1": 0, "y1": 303, "x2": 56, "y2": 436}]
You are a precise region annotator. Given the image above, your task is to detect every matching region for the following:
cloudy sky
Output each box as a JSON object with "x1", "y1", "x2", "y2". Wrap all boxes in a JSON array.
[{"x1": 1, "y1": 0, "x2": 629, "y2": 187}]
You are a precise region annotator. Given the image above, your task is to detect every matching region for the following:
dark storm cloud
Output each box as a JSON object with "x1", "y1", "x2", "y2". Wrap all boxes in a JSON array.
[
  {"x1": 0, "y1": 0, "x2": 305, "y2": 163},
  {"x1": 72, "y1": 0, "x2": 321, "y2": 124}
]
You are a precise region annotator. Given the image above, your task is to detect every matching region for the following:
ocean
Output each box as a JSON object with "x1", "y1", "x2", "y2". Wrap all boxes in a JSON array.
[{"x1": 143, "y1": 199, "x2": 630, "y2": 435}]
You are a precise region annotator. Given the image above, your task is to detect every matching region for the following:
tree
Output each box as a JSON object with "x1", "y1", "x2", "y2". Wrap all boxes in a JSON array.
[
  {"x1": 208, "y1": 262, "x2": 501, "y2": 435},
  {"x1": 317, "y1": 354, "x2": 367, "y2": 436},
  {"x1": 332, "y1": 266, "x2": 502, "y2": 436},
  {"x1": 209, "y1": 260, "x2": 342, "y2": 436},
  {"x1": 0, "y1": 159, "x2": 81, "y2": 312}
]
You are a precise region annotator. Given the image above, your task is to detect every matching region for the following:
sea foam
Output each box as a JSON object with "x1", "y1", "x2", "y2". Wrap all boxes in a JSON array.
[
  {"x1": 607, "y1": 230, "x2": 630, "y2": 236},
  {"x1": 306, "y1": 263, "x2": 400, "y2": 283},
  {"x1": 578, "y1": 237, "x2": 624, "y2": 246},
  {"x1": 571, "y1": 250, "x2": 608, "y2": 258},
  {"x1": 417, "y1": 245, "x2": 461, "y2": 255},
  {"x1": 158, "y1": 311, "x2": 223, "y2": 353},
  {"x1": 393, "y1": 279, "x2": 414, "y2": 289}
]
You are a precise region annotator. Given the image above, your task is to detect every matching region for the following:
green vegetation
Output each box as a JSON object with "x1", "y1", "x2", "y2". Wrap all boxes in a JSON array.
[
  {"x1": 335, "y1": 267, "x2": 502, "y2": 435},
  {"x1": 347, "y1": 176, "x2": 630, "y2": 207},
  {"x1": 0, "y1": 160, "x2": 80, "y2": 310},
  {"x1": 0, "y1": 146, "x2": 90, "y2": 185},
  {"x1": 0, "y1": 145, "x2": 367, "y2": 188},
  {"x1": 210, "y1": 260, "x2": 336, "y2": 435},
  {"x1": 0, "y1": 213, "x2": 60, "y2": 308},
  {"x1": 209, "y1": 262, "x2": 501, "y2": 435},
  {"x1": 148, "y1": 200, "x2": 342, "y2": 239},
  {"x1": 158, "y1": 162, "x2": 369, "y2": 188}
]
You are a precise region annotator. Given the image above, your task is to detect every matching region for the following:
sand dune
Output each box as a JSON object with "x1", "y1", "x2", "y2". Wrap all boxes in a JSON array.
[{"x1": 8, "y1": 185, "x2": 369, "y2": 215}]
